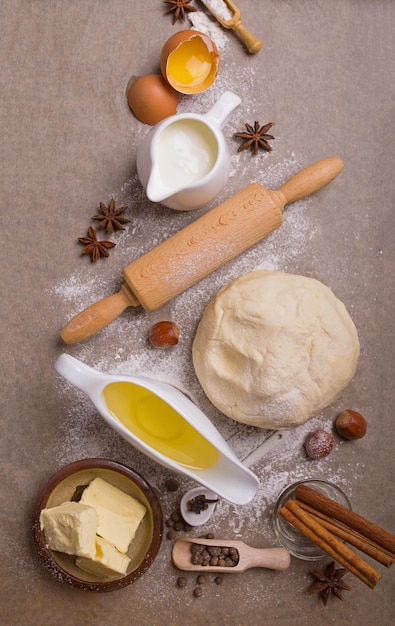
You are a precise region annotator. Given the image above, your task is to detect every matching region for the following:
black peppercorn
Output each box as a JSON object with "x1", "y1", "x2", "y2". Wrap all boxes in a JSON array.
[
  {"x1": 193, "y1": 587, "x2": 203, "y2": 597},
  {"x1": 177, "y1": 577, "x2": 187, "y2": 587},
  {"x1": 164, "y1": 478, "x2": 180, "y2": 492}
]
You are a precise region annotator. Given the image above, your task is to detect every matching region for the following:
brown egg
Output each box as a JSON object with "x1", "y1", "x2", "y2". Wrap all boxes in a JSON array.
[
  {"x1": 160, "y1": 30, "x2": 220, "y2": 95},
  {"x1": 127, "y1": 74, "x2": 180, "y2": 126}
]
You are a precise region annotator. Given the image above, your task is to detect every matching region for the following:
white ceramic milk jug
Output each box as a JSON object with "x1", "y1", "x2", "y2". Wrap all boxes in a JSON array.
[{"x1": 136, "y1": 91, "x2": 241, "y2": 211}]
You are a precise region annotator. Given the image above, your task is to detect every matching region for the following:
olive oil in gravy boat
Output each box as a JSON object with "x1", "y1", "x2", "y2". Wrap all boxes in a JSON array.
[{"x1": 55, "y1": 354, "x2": 259, "y2": 505}]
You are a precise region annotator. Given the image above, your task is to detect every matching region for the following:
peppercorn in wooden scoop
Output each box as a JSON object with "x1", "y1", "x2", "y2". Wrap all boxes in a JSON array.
[
  {"x1": 172, "y1": 538, "x2": 290, "y2": 573},
  {"x1": 60, "y1": 157, "x2": 344, "y2": 344}
]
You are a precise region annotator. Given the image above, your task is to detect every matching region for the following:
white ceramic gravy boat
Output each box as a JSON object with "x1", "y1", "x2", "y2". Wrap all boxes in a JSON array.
[
  {"x1": 55, "y1": 354, "x2": 259, "y2": 505},
  {"x1": 136, "y1": 91, "x2": 241, "y2": 211}
]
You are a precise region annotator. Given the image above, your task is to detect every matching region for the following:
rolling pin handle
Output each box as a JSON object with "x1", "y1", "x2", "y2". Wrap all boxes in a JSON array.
[
  {"x1": 60, "y1": 284, "x2": 139, "y2": 344},
  {"x1": 277, "y1": 156, "x2": 344, "y2": 207}
]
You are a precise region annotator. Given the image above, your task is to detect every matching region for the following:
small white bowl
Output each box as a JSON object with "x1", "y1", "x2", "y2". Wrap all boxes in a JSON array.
[{"x1": 180, "y1": 487, "x2": 218, "y2": 526}]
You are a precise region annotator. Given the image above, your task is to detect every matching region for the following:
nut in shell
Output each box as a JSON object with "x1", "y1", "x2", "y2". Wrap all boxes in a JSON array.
[
  {"x1": 335, "y1": 409, "x2": 367, "y2": 440},
  {"x1": 148, "y1": 321, "x2": 179, "y2": 348},
  {"x1": 304, "y1": 429, "x2": 334, "y2": 459}
]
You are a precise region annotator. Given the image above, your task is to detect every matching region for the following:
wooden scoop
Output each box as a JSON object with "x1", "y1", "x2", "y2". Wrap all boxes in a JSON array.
[
  {"x1": 60, "y1": 156, "x2": 344, "y2": 344},
  {"x1": 172, "y1": 537, "x2": 291, "y2": 573},
  {"x1": 200, "y1": 0, "x2": 262, "y2": 54}
]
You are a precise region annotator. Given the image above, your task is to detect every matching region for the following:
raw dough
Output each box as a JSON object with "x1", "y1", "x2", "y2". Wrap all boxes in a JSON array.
[{"x1": 192, "y1": 271, "x2": 360, "y2": 429}]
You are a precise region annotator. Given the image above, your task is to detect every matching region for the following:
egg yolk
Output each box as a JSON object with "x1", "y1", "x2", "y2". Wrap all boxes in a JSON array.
[{"x1": 167, "y1": 38, "x2": 213, "y2": 88}]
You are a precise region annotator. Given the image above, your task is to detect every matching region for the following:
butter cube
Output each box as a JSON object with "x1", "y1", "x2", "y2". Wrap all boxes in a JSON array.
[
  {"x1": 80, "y1": 477, "x2": 147, "y2": 553},
  {"x1": 39, "y1": 501, "x2": 98, "y2": 558},
  {"x1": 76, "y1": 536, "x2": 131, "y2": 577}
]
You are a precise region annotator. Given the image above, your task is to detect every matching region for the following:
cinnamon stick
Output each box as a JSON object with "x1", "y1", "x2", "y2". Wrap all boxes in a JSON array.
[
  {"x1": 295, "y1": 484, "x2": 395, "y2": 555},
  {"x1": 296, "y1": 500, "x2": 394, "y2": 568},
  {"x1": 284, "y1": 500, "x2": 382, "y2": 587},
  {"x1": 279, "y1": 505, "x2": 375, "y2": 588}
]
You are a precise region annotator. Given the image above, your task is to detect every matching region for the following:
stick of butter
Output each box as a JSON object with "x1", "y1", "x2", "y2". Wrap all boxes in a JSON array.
[
  {"x1": 39, "y1": 501, "x2": 98, "y2": 559},
  {"x1": 76, "y1": 536, "x2": 131, "y2": 577},
  {"x1": 80, "y1": 477, "x2": 147, "y2": 553}
]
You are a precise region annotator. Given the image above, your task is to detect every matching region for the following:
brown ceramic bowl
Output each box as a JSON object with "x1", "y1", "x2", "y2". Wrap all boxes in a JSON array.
[{"x1": 32, "y1": 458, "x2": 163, "y2": 591}]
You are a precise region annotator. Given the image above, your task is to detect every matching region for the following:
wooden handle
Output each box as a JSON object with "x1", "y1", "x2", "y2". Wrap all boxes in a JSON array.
[
  {"x1": 60, "y1": 284, "x2": 139, "y2": 344},
  {"x1": 233, "y1": 20, "x2": 262, "y2": 54},
  {"x1": 276, "y1": 156, "x2": 344, "y2": 205},
  {"x1": 247, "y1": 546, "x2": 291, "y2": 570}
]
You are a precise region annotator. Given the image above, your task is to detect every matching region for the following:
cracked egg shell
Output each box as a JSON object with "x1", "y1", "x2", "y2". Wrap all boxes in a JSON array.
[
  {"x1": 127, "y1": 74, "x2": 180, "y2": 126},
  {"x1": 160, "y1": 30, "x2": 220, "y2": 95}
]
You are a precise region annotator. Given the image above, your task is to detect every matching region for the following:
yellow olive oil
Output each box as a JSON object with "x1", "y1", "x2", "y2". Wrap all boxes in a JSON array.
[{"x1": 103, "y1": 382, "x2": 219, "y2": 470}]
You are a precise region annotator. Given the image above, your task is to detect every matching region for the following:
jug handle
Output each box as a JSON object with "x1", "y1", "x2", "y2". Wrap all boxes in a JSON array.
[{"x1": 204, "y1": 91, "x2": 241, "y2": 129}]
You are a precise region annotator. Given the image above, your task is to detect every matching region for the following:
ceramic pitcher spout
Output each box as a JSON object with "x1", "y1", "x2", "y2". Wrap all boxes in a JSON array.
[
  {"x1": 146, "y1": 163, "x2": 183, "y2": 203},
  {"x1": 55, "y1": 353, "x2": 106, "y2": 398}
]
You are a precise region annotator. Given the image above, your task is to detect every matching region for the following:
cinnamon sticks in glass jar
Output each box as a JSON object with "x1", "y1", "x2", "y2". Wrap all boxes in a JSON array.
[{"x1": 279, "y1": 484, "x2": 395, "y2": 589}]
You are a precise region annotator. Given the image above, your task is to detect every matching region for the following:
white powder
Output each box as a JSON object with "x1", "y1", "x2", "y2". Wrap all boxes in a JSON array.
[
  {"x1": 188, "y1": 11, "x2": 229, "y2": 51},
  {"x1": 201, "y1": 0, "x2": 233, "y2": 23}
]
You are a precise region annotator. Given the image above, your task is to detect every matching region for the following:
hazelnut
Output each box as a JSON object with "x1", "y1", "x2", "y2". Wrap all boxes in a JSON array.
[
  {"x1": 335, "y1": 409, "x2": 367, "y2": 440},
  {"x1": 148, "y1": 321, "x2": 179, "y2": 348},
  {"x1": 304, "y1": 429, "x2": 334, "y2": 459}
]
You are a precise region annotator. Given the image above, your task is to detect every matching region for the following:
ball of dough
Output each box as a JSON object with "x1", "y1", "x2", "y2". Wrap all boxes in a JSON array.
[{"x1": 192, "y1": 271, "x2": 360, "y2": 429}]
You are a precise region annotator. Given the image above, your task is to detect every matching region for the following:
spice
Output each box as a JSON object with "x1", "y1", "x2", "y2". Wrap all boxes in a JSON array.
[
  {"x1": 190, "y1": 543, "x2": 239, "y2": 567},
  {"x1": 165, "y1": 508, "x2": 192, "y2": 538},
  {"x1": 187, "y1": 494, "x2": 218, "y2": 514},
  {"x1": 177, "y1": 576, "x2": 187, "y2": 587},
  {"x1": 78, "y1": 227, "x2": 115, "y2": 262},
  {"x1": 163, "y1": 0, "x2": 197, "y2": 24},
  {"x1": 92, "y1": 199, "x2": 130, "y2": 234},
  {"x1": 233, "y1": 121, "x2": 275, "y2": 155},
  {"x1": 279, "y1": 499, "x2": 382, "y2": 589},
  {"x1": 309, "y1": 561, "x2": 351, "y2": 605},
  {"x1": 193, "y1": 587, "x2": 203, "y2": 597},
  {"x1": 164, "y1": 478, "x2": 180, "y2": 492},
  {"x1": 295, "y1": 484, "x2": 395, "y2": 555}
]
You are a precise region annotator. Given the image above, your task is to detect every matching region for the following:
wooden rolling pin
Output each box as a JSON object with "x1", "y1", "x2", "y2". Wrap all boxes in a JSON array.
[{"x1": 61, "y1": 156, "x2": 344, "y2": 344}]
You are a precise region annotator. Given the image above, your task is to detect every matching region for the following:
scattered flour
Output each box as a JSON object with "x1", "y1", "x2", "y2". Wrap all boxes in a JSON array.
[
  {"x1": 202, "y1": 0, "x2": 233, "y2": 23},
  {"x1": 188, "y1": 10, "x2": 230, "y2": 52}
]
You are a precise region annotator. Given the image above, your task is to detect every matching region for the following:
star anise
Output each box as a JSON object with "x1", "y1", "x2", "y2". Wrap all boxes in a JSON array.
[
  {"x1": 92, "y1": 199, "x2": 130, "y2": 234},
  {"x1": 163, "y1": 0, "x2": 197, "y2": 24},
  {"x1": 234, "y1": 121, "x2": 275, "y2": 155},
  {"x1": 78, "y1": 226, "x2": 115, "y2": 262},
  {"x1": 309, "y1": 561, "x2": 352, "y2": 606}
]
